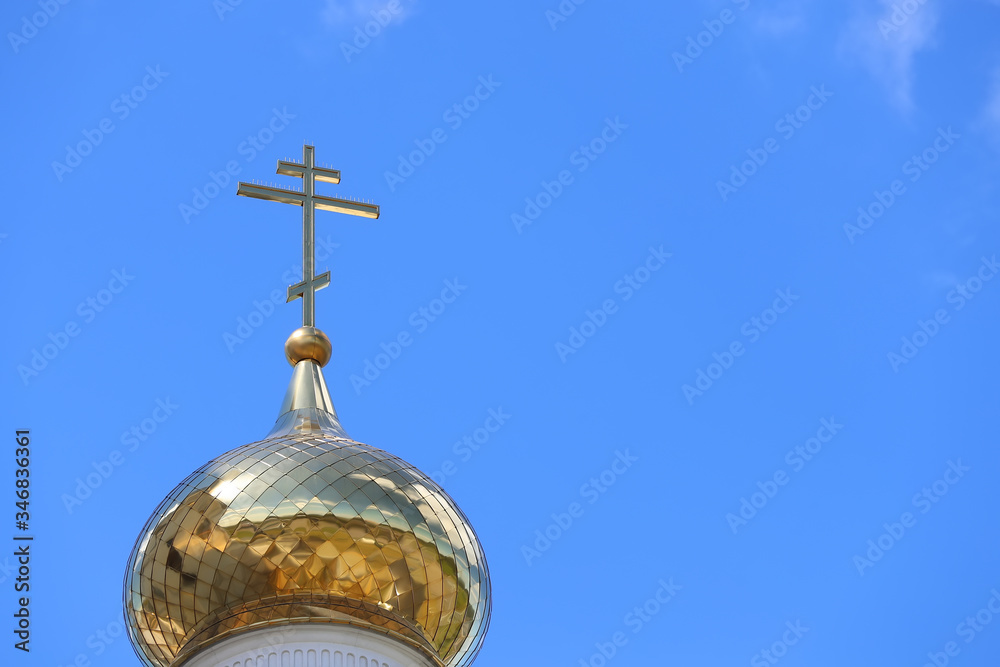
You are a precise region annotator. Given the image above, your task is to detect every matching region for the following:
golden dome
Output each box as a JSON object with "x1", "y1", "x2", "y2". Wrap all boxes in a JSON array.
[
  {"x1": 126, "y1": 148, "x2": 490, "y2": 667},
  {"x1": 124, "y1": 399, "x2": 490, "y2": 667}
]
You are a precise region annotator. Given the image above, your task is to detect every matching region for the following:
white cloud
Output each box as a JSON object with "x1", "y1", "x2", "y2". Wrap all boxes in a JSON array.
[
  {"x1": 322, "y1": 0, "x2": 415, "y2": 27},
  {"x1": 753, "y1": 0, "x2": 810, "y2": 37},
  {"x1": 754, "y1": 13, "x2": 805, "y2": 37},
  {"x1": 840, "y1": 0, "x2": 939, "y2": 114}
]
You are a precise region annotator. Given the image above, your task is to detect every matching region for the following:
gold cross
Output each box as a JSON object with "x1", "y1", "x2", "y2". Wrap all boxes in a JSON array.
[{"x1": 237, "y1": 145, "x2": 379, "y2": 327}]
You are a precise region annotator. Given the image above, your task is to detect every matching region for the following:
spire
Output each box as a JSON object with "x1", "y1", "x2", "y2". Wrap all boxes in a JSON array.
[
  {"x1": 237, "y1": 145, "x2": 380, "y2": 437},
  {"x1": 267, "y1": 327, "x2": 347, "y2": 439}
]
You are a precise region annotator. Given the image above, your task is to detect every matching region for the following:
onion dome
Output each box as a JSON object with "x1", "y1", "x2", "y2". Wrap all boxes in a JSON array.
[
  {"x1": 126, "y1": 146, "x2": 490, "y2": 667},
  {"x1": 123, "y1": 327, "x2": 491, "y2": 667}
]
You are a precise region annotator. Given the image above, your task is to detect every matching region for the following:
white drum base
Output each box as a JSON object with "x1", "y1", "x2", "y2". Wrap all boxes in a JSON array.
[{"x1": 182, "y1": 623, "x2": 438, "y2": 667}]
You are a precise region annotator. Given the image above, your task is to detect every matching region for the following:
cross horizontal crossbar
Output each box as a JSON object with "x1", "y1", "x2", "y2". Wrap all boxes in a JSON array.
[
  {"x1": 236, "y1": 183, "x2": 380, "y2": 219},
  {"x1": 277, "y1": 160, "x2": 341, "y2": 184}
]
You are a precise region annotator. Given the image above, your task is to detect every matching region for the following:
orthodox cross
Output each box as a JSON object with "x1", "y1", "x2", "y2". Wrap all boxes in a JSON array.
[{"x1": 237, "y1": 144, "x2": 380, "y2": 327}]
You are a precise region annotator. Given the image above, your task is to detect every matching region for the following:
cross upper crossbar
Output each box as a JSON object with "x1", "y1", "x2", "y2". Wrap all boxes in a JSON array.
[{"x1": 277, "y1": 160, "x2": 341, "y2": 184}]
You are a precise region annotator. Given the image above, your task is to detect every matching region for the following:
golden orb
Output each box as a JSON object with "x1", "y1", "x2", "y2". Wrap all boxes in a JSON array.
[
  {"x1": 123, "y1": 428, "x2": 490, "y2": 667},
  {"x1": 285, "y1": 326, "x2": 333, "y2": 367}
]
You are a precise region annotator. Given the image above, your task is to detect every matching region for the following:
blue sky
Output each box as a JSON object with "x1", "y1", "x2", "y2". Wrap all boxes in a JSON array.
[{"x1": 3, "y1": 0, "x2": 1000, "y2": 665}]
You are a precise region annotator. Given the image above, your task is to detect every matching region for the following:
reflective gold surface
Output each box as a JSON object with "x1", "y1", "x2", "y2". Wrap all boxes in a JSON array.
[
  {"x1": 284, "y1": 326, "x2": 333, "y2": 367},
  {"x1": 124, "y1": 429, "x2": 490, "y2": 667}
]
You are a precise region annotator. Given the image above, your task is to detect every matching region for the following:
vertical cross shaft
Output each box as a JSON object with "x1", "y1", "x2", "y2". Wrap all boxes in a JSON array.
[
  {"x1": 301, "y1": 145, "x2": 318, "y2": 327},
  {"x1": 236, "y1": 144, "x2": 380, "y2": 328}
]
